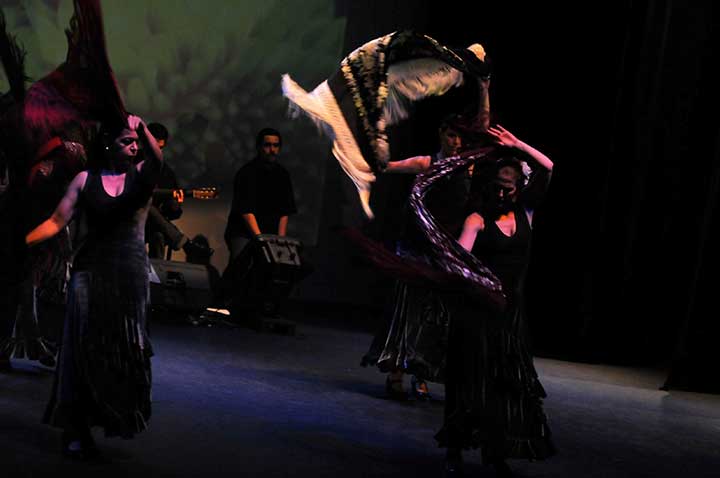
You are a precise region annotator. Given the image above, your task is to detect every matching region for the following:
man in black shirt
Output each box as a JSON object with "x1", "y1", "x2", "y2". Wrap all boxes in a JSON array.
[
  {"x1": 223, "y1": 128, "x2": 298, "y2": 319},
  {"x1": 224, "y1": 127, "x2": 297, "y2": 260}
]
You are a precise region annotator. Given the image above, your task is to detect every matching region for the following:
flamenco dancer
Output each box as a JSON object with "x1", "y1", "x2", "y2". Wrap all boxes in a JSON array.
[
  {"x1": 283, "y1": 30, "x2": 556, "y2": 476},
  {"x1": 360, "y1": 114, "x2": 471, "y2": 400},
  {"x1": 22, "y1": 0, "x2": 162, "y2": 459}
]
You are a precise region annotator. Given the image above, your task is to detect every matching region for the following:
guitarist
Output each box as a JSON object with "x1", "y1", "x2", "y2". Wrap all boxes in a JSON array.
[{"x1": 145, "y1": 122, "x2": 212, "y2": 260}]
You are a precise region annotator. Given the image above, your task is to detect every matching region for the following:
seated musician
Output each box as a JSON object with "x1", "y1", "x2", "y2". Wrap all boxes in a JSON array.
[
  {"x1": 224, "y1": 127, "x2": 297, "y2": 260},
  {"x1": 145, "y1": 122, "x2": 212, "y2": 260}
]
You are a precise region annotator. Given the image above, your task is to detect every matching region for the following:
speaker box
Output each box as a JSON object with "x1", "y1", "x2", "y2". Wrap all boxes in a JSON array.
[{"x1": 149, "y1": 259, "x2": 211, "y2": 312}]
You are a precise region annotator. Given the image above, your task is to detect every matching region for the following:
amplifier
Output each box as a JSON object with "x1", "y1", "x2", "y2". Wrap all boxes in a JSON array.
[
  {"x1": 255, "y1": 234, "x2": 302, "y2": 267},
  {"x1": 149, "y1": 259, "x2": 211, "y2": 312}
]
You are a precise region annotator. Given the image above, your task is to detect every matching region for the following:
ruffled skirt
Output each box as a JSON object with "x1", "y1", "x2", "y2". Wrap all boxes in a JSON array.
[
  {"x1": 44, "y1": 239, "x2": 152, "y2": 438},
  {"x1": 362, "y1": 280, "x2": 449, "y2": 383},
  {"x1": 435, "y1": 296, "x2": 556, "y2": 462}
]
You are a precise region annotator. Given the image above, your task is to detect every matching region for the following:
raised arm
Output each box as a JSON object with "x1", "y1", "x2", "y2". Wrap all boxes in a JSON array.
[
  {"x1": 383, "y1": 155, "x2": 432, "y2": 174},
  {"x1": 130, "y1": 115, "x2": 164, "y2": 180},
  {"x1": 487, "y1": 125, "x2": 553, "y2": 172},
  {"x1": 26, "y1": 171, "x2": 87, "y2": 247}
]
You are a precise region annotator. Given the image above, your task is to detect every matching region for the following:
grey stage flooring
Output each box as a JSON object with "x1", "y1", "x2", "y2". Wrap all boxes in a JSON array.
[{"x1": 1, "y1": 314, "x2": 719, "y2": 477}]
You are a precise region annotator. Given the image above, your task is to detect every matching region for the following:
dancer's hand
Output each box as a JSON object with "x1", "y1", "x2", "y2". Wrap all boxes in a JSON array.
[
  {"x1": 487, "y1": 124, "x2": 520, "y2": 148},
  {"x1": 489, "y1": 124, "x2": 554, "y2": 172},
  {"x1": 127, "y1": 114, "x2": 144, "y2": 132}
]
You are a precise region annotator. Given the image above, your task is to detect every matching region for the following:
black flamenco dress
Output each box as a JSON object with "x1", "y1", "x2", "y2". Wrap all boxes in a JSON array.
[
  {"x1": 351, "y1": 149, "x2": 555, "y2": 461},
  {"x1": 361, "y1": 154, "x2": 470, "y2": 383},
  {"x1": 436, "y1": 204, "x2": 556, "y2": 462},
  {"x1": 44, "y1": 166, "x2": 154, "y2": 438}
]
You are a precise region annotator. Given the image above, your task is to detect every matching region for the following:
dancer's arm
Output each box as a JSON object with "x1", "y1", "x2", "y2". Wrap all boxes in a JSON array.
[
  {"x1": 457, "y1": 212, "x2": 485, "y2": 252},
  {"x1": 26, "y1": 171, "x2": 87, "y2": 246},
  {"x1": 131, "y1": 115, "x2": 164, "y2": 179},
  {"x1": 487, "y1": 125, "x2": 553, "y2": 172},
  {"x1": 384, "y1": 155, "x2": 432, "y2": 174}
]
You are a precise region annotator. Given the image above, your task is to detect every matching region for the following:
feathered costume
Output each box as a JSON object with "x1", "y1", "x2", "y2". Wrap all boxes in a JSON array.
[
  {"x1": 0, "y1": 6, "x2": 90, "y2": 364},
  {"x1": 0, "y1": 9, "x2": 29, "y2": 364}
]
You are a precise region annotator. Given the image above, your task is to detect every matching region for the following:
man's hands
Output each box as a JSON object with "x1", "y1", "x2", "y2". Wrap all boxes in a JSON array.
[{"x1": 160, "y1": 199, "x2": 182, "y2": 221}]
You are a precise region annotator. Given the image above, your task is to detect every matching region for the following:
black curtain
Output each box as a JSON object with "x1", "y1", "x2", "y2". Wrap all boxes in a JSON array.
[
  {"x1": 518, "y1": 0, "x2": 720, "y2": 394},
  {"x1": 327, "y1": 0, "x2": 719, "y2": 393}
]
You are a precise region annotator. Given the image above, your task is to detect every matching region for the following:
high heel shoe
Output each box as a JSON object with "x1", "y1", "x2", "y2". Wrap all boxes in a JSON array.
[
  {"x1": 385, "y1": 375, "x2": 407, "y2": 401},
  {"x1": 411, "y1": 375, "x2": 431, "y2": 401},
  {"x1": 61, "y1": 429, "x2": 105, "y2": 462}
]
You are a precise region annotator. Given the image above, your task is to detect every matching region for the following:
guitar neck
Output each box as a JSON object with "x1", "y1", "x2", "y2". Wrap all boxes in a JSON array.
[{"x1": 153, "y1": 187, "x2": 218, "y2": 200}]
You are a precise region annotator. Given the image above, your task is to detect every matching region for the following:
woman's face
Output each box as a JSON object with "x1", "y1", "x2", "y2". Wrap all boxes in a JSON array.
[
  {"x1": 439, "y1": 127, "x2": 462, "y2": 156},
  {"x1": 480, "y1": 165, "x2": 520, "y2": 218},
  {"x1": 108, "y1": 128, "x2": 139, "y2": 161},
  {"x1": 493, "y1": 166, "x2": 519, "y2": 201}
]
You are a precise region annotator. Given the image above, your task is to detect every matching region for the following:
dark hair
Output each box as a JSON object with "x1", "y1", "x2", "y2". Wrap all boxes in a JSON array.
[
  {"x1": 495, "y1": 156, "x2": 525, "y2": 184},
  {"x1": 438, "y1": 114, "x2": 462, "y2": 133},
  {"x1": 87, "y1": 118, "x2": 131, "y2": 171},
  {"x1": 191, "y1": 234, "x2": 209, "y2": 247},
  {"x1": 255, "y1": 127, "x2": 282, "y2": 148},
  {"x1": 97, "y1": 117, "x2": 128, "y2": 145},
  {"x1": 472, "y1": 153, "x2": 526, "y2": 191},
  {"x1": 147, "y1": 122, "x2": 169, "y2": 141},
  {"x1": 94, "y1": 120, "x2": 126, "y2": 156}
]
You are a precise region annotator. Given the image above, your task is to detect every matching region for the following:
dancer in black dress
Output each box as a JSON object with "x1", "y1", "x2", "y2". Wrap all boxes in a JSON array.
[
  {"x1": 284, "y1": 29, "x2": 555, "y2": 476},
  {"x1": 361, "y1": 116, "x2": 471, "y2": 399},
  {"x1": 439, "y1": 125, "x2": 555, "y2": 477},
  {"x1": 26, "y1": 114, "x2": 163, "y2": 459},
  {"x1": 23, "y1": 0, "x2": 163, "y2": 460}
]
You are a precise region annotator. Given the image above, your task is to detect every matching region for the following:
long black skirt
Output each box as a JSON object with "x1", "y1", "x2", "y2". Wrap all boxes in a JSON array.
[
  {"x1": 362, "y1": 280, "x2": 449, "y2": 383},
  {"x1": 44, "y1": 241, "x2": 152, "y2": 439},
  {"x1": 435, "y1": 296, "x2": 556, "y2": 462}
]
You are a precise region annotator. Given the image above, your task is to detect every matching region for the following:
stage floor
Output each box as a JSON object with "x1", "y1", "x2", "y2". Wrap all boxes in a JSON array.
[{"x1": 1, "y1": 311, "x2": 719, "y2": 477}]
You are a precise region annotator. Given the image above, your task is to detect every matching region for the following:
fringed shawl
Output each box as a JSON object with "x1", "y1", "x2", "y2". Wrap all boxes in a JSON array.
[{"x1": 282, "y1": 30, "x2": 490, "y2": 218}]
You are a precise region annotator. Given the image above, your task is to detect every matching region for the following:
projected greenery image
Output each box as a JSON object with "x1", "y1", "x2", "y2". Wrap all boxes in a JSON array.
[{"x1": 1, "y1": 0, "x2": 346, "y2": 248}]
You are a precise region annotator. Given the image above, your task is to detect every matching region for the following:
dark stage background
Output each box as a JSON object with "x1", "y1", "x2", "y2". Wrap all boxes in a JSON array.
[
  {"x1": 309, "y1": 0, "x2": 720, "y2": 394},
  {"x1": 2, "y1": 1, "x2": 718, "y2": 394}
]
